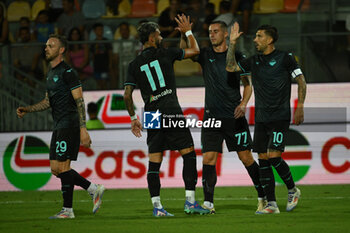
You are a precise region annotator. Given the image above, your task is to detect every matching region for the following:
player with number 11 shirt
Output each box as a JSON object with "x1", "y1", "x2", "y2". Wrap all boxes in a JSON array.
[{"x1": 124, "y1": 15, "x2": 210, "y2": 216}]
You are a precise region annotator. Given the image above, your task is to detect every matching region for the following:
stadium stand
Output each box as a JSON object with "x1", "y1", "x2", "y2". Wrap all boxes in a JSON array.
[
  {"x1": 280, "y1": 0, "x2": 310, "y2": 13},
  {"x1": 7, "y1": 0, "x2": 31, "y2": 22},
  {"x1": 253, "y1": 0, "x2": 284, "y2": 14},
  {"x1": 31, "y1": 0, "x2": 46, "y2": 20},
  {"x1": 114, "y1": 24, "x2": 137, "y2": 40},
  {"x1": 89, "y1": 24, "x2": 113, "y2": 40},
  {"x1": 155, "y1": 0, "x2": 170, "y2": 16},
  {"x1": 82, "y1": 0, "x2": 106, "y2": 19},
  {"x1": 130, "y1": 0, "x2": 156, "y2": 18}
]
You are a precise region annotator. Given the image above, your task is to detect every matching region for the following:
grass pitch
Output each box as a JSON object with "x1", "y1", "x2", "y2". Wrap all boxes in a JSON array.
[{"x1": 1, "y1": 185, "x2": 350, "y2": 233}]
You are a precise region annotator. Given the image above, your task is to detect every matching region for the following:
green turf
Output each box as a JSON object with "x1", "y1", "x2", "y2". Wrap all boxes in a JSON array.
[{"x1": 1, "y1": 185, "x2": 350, "y2": 233}]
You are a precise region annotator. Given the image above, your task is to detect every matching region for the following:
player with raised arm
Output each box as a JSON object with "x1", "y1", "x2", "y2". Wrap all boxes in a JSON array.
[
  {"x1": 226, "y1": 22, "x2": 307, "y2": 214},
  {"x1": 180, "y1": 20, "x2": 265, "y2": 214},
  {"x1": 17, "y1": 34, "x2": 105, "y2": 219},
  {"x1": 123, "y1": 15, "x2": 210, "y2": 217}
]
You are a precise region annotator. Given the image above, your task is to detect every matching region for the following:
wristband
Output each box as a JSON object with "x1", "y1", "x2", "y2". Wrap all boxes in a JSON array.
[
  {"x1": 185, "y1": 30, "x2": 193, "y2": 37},
  {"x1": 130, "y1": 114, "x2": 137, "y2": 121}
]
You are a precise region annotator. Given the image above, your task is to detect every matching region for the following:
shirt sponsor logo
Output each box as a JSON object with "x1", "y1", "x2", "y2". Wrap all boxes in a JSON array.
[
  {"x1": 150, "y1": 89, "x2": 172, "y2": 102},
  {"x1": 209, "y1": 59, "x2": 216, "y2": 63}
]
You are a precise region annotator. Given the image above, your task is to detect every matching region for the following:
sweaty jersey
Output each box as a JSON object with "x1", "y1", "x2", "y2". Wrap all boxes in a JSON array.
[
  {"x1": 196, "y1": 47, "x2": 247, "y2": 118},
  {"x1": 46, "y1": 61, "x2": 81, "y2": 130},
  {"x1": 238, "y1": 50, "x2": 302, "y2": 122},
  {"x1": 125, "y1": 47, "x2": 185, "y2": 113}
]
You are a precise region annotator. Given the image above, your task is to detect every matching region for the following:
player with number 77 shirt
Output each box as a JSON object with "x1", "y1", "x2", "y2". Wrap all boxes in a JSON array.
[{"x1": 123, "y1": 14, "x2": 210, "y2": 217}]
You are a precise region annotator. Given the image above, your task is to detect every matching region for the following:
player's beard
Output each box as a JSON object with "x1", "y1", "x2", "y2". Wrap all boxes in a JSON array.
[
  {"x1": 46, "y1": 51, "x2": 58, "y2": 62},
  {"x1": 156, "y1": 39, "x2": 163, "y2": 48},
  {"x1": 255, "y1": 43, "x2": 264, "y2": 53},
  {"x1": 211, "y1": 37, "x2": 224, "y2": 47}
]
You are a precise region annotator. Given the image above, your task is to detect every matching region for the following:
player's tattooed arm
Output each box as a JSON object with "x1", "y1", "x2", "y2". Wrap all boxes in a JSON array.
[
  {"x1": 71, "y1": 87, "x2": 91, "y2": 147},
  {"x1": 27, "y1": 92, "x2": 50, "y2": 112},
  {"x1": 295, "y1": 75, "x2": 307, "y2": 104},
  {"x1": 226, "y1": 42, "x2": 239, "y2": 72},
  {"x1": 71, "y1": 87, "x2": 86, "y2": 128},
  {"x1": 226, "y1": 22, "x2": 243, "y2": 72},
  {"x1": 124, "y1": 85, "x2": 142, "y2": 137},
  {"x1": 124, "y1": 85, "x2": 136, "y2": 116},
  {"x1": 75, "y1": 97, "x2": 86, "y2": 128},
  {"x1": 234, "y1": 74, "x2": 252, "y2": 119},
  {"x1": 17, "y1": 92, "x2": 50, "y2": 118},
  {"x1": 294, "y1": 74, "x2": 307, "y2": 125},
  {"x1": 240, "y1": 74, "x2": 252, "y2": 105}
]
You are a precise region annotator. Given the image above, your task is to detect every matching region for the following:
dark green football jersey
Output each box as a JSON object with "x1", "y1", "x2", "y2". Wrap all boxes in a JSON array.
[
  {"x1": 46, "y1": 61, "x2": 81, "y2": 129},
  {"x1": 125, "y1": 47, "x2": 185, "y2": 114},
  {"x1": 196, "y1": 47, "x2": 247, "y2": 118},
  {"x1": 238, "y1": 50, "x2": 302, "y2": 122}
]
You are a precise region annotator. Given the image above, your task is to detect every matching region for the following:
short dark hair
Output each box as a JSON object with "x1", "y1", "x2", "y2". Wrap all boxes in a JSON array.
[
  {"x1": 37, "y1": 10, "x2": 49, "y2": 17},
  {"x1": 93, "y1": 23, "x2": 104, "y2": 29},
  {"x1": 49, "y1": 34, "x2": 68, "y2": 54},
  {"x1": 209, "y1": 20, "x2": 228, "y2": 31},
  {"x1": 19, "y1": 16, "x2": 30, "y2": 23},
  {"x1": 19, "y1": 26, "x2": 30, "y2": 33},
  {"x1": 219, "y1": 0, "x2": 231, "y2": 11},
  {"x1": 119, "y1": 21, "x2": 129, "y2": 28},
  {"x1": 205, "y1": 2, "x2": 215, "y2": 12},
  {"x1": 64, "y1": 0, "x2": 75, "y2": 4},
  {"x1": 87, "y1": 102, "x2": 98, "y2": 114},
  {"x1": 137, "y1": 22, "x2": 159, "y2": 44},
  {"x1": 257, "y1": 25, "x2": 278, "y2": 43}
]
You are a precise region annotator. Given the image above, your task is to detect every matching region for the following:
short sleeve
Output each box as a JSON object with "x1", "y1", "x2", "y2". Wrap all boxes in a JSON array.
[
  {"x1": 124, "y1": 63, "x2": 137, "y2": 86},
  {"x1": 63, "y1": 68, "x2": 81, "y2": 90},
  {"x1": 284, "y1": 52, "x2": 303, "y2": 79},
  {"x1": 166, "y1": 47, "x2": 185, "y2": 62},
  {"x1": 234, "y1": 51, "x2": 251, "y2": 76},
  {"x1": 195, "y1": 47, "x2": 206, "y2": 64},
  {"x1": 237, "y1": 56, "x2": 253, "y2": 73}
]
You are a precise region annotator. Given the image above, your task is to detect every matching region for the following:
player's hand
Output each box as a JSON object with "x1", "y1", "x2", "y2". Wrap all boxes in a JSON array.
[
  {"x1": 131, "y1": 119, "x2": 142, "y2": 138},
  {"x1": 175, "y1": 14, "x2": 193, "y2": 34},
  {"x1": 80, "y1": 128, "x2": 92, "y2": 147},
  {"x1": 16, "y1": 107, "x2": 28, "y2": 118},
  {"x1": 294, "y1": 105, "x2": 304, "y2": 125},
  {"x1": 234, "y1": 102, "x2": 246, "y2": 119},
  {"x1": 230, "y1": 22, "x2": 243, "y2": 44}
]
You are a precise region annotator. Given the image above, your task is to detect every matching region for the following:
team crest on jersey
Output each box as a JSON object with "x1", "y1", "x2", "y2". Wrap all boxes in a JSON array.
[
  {"x1": 53, "y1": 75, "x2": 59, "y2": 82},
  {"x1": 269, "y1": 59, "x2": 277, "y2": 66}
]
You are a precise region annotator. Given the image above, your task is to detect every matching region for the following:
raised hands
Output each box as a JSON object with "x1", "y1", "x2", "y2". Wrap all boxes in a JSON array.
[
  {"x1": 175, "y1": 14, "x2": 193, "y2": 34},
  {"x1": 230, "y1": 22, "x2": 243, "y2": 44}
]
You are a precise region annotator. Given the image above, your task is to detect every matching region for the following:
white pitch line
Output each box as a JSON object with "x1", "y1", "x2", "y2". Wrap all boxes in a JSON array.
[{"x1": 1, "y1": 196, "x2": 349, "y2": 204}]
